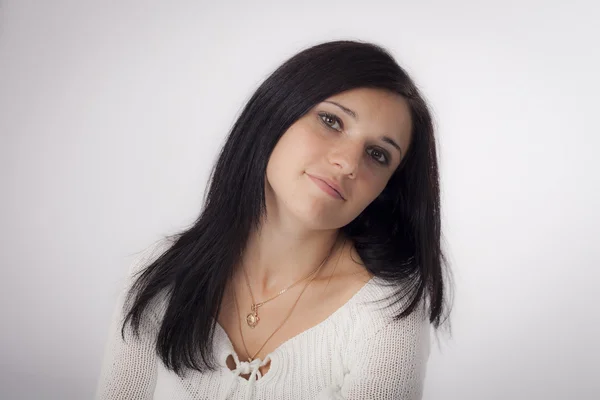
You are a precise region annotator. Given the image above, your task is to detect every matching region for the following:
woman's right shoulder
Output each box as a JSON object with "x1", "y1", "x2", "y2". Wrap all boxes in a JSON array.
[{"x1": 122, "y1": 237, "x2": 176, "y2": 327}]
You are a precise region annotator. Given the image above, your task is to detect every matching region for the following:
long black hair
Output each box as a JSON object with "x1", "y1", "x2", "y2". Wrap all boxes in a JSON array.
[{"x1": 121, "y1": 39, "x2": 453, "y2": 377}]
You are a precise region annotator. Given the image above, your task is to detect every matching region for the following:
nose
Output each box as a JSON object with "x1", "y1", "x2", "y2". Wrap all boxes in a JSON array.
[{"x1": 328, "y1": 141, "x2": 361, "y2": 177}]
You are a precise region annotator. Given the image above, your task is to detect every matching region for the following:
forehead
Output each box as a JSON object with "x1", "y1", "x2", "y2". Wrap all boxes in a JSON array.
[{"x1": 323, "y1": 87, "x2": 412, "y2": 142}]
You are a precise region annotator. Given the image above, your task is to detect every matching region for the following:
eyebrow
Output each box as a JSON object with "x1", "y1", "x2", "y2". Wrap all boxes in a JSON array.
[
  {"x1": 323, "y1": 100, "x2": 358, "y2": 120},
  {"x1": 323, "y1": 100, "x2": 403, "y2": 157},
  {"x1": 381, "y1": 136, "x2": 403, "y2": 157}
]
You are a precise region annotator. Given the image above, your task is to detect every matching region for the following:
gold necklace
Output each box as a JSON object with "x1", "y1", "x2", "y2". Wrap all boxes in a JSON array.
[
  {"x1": 233, "y1": 251, "x2": 329, "y2": 362},
  {"x1": 242, "y1": 262, "x2": 321, "y2": 328},
  {"x1": 233, "y1": 236, "x2": 339, "y2": 362}
]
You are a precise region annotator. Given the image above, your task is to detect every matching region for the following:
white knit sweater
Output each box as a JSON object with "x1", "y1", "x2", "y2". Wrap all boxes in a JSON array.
[{"x1": 95, "y1": 245, "x2": 431, "y2": 400}]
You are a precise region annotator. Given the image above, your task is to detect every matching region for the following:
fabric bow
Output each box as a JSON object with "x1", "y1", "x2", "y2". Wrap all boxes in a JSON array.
[{"x1": 231, "y1": 357, "x2": 266, "y2": 382}]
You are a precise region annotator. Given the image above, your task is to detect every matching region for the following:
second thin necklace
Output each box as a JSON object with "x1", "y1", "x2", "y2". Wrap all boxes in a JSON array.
[{"x1": 242, "y1": 258, "x2": 323, "y2": 328}]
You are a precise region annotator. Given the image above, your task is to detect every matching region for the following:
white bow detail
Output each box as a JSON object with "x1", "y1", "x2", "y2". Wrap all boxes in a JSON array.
[{"x1": 231, "y1": 357, "x2": 268, "y2": 382}]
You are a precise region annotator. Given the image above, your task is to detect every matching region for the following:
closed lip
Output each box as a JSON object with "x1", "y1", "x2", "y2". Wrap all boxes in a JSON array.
[{"x1": 306, "y1": 173, "x2": 346, "y2": 200}]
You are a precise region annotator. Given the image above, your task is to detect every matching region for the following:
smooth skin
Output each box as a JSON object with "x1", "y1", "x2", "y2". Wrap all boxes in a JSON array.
[{"x1": 219, "y1": 87, "x2": 413, "y2": 378}]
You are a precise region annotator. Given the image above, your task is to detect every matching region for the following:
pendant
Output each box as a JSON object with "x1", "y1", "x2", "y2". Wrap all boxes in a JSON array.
[
  {"x1": 246, "y1": 304, "x2": 260, "y2": 328},
  {"x1": 246, "y1": 311, "x2": 259, "y2": 328}
]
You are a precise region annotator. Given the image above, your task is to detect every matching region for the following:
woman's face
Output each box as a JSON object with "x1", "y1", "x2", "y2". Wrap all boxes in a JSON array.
[{"x1": 265, "y1": 87, "x2": 413, "y2": 230}]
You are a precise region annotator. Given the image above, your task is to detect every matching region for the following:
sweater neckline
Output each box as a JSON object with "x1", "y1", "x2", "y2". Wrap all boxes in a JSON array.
[{"x1": 213, "y1": 275, "x2": 377, "y2": 384}]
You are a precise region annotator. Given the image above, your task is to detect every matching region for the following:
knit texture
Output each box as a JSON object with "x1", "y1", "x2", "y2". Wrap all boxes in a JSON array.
[{"x1": 95, "y1": 243, "x2": 431, "y2": 400}]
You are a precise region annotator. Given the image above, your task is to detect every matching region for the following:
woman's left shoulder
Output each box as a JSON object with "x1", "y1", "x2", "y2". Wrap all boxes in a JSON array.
[{"x1": 349, "y1": 275, "x2": 429, "y2": 342}]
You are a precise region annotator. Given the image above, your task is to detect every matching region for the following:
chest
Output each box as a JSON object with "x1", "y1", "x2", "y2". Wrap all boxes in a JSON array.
[
  {"x1": 217, "y1": 274, "x2": 369, "y2": 379},
  {"x1": 154, "y1": 332, "x2": 350, "y2": 400}
]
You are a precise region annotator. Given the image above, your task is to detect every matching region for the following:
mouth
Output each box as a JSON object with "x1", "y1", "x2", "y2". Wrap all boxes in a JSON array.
[{"x1": 306, "y1": 174, "x2": 345, "y2": 200}]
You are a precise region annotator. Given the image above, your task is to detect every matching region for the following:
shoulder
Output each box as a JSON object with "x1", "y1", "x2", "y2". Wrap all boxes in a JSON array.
[
  {"x1": 347, "y1": 276, "x2": 430, "y2": 354},
  {"x1": 122, "y1": 237, "x2": 175, "y2": 323},
  {"x1": 317, "y1": 277, "x2": 431, "y2": 399}
]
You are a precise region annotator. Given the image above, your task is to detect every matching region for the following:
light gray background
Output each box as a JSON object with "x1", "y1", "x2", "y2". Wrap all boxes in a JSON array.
[{"x1": 1, "y1": 1, "x2": 598, "y2": 399}]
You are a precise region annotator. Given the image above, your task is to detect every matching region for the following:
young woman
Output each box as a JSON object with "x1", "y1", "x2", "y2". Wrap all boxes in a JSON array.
[{"x1": 95, "y1": 40, "x2": 451, "y2": 400}]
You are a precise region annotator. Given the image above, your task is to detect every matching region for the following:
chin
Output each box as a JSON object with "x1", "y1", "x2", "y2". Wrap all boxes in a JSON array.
[{"x1": 293, "y1": 200, "x2": 356, "y2": 231}]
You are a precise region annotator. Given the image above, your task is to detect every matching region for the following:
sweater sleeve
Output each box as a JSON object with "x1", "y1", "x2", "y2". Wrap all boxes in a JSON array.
[
  {"x1": 94, "y1": 242, "x2": 169, "y2": 400},
  {"x1": 317, "y1": 304, "x2": 431, "y2": 400}
]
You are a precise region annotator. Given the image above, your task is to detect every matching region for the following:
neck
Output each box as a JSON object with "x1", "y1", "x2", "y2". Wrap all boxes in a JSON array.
[{"x1": 238, "y1": 224, "x2": 346, "y2": 298}]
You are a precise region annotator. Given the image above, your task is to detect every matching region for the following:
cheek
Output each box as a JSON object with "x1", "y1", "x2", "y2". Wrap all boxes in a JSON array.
[
  {"x1": 266, "y1": 127, "x2": 309, "y2": 192},
  {"x1": 269, "y1": 125, "x2": 321, "y2": 171}
]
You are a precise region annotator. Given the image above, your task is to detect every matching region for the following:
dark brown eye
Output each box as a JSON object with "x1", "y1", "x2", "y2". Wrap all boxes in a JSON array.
[
  {"x1": 318, "y1": 112, "x2": 342, "y2": 131},
  {"x1": 368, "y1": 148, "x2": 390, "y2": 165}
]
